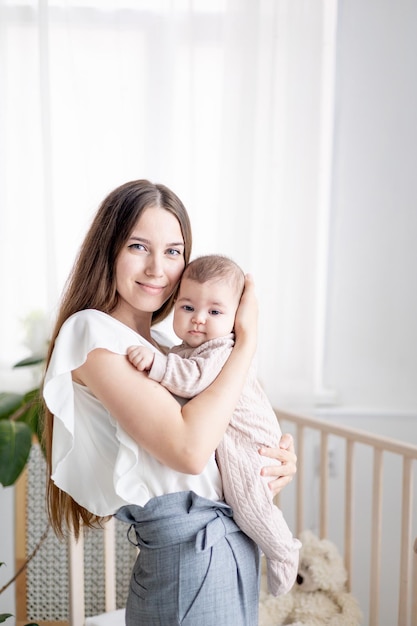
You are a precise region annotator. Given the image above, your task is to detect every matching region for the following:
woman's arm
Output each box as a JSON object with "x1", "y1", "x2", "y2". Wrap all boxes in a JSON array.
[{"x1": 74, "y1": 275, "x2": 258, "y2": 475}]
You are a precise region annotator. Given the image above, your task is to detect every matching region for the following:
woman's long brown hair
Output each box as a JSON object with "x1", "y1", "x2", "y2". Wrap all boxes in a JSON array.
[{"x1": 42, "y1": 180, "x2": 192, "y2": 539}]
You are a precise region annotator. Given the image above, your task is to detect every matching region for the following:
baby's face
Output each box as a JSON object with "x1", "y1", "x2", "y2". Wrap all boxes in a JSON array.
[{"x1": 173, "y1": 277, "x2": 240, "y2": 348}]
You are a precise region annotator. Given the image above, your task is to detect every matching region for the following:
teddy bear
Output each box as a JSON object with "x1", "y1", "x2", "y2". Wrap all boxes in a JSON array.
[{"x1": 258, "y1": 530, "x2": 363, "y2": 626}]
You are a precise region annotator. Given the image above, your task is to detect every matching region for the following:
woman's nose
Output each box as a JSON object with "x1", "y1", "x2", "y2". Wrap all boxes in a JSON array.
[{"x1": 145, "y1": 254, "x2": 163, "y2": 276}]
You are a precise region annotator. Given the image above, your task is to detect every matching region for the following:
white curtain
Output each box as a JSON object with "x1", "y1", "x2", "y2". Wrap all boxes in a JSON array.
[{"x1": 0, "y1": 0, "x2": 337, "y2": 407}]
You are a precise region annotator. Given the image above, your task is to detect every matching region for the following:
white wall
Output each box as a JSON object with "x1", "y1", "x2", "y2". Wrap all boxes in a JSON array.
[{"x1": 322, "y1": 0, "x2": 417, "y2": 413}]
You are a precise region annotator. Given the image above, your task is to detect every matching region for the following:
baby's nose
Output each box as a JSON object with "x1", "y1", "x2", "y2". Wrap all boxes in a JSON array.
[{"x1": 192, "y1": 312, "x2": 206, "y2": 324}]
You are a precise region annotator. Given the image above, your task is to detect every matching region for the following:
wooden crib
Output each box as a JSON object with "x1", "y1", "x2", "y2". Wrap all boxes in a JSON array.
[
  {"x1": 16, "y1": 409, "x2": 417, "y2": 626},
  {"x1": 274, "y1": 409, "x2": 417, "y2": 626}
]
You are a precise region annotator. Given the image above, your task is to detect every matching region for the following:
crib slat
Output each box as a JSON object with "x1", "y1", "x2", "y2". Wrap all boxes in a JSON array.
[
  {"x1": 69, "y1": 530, "x2": 85, "y2": 626},
  {"x1": 344, "y1": 439, "x2": 354, "y2": 590},
  {"x1": 398, "y1": 457, "x2": 413, "y2": 626},
  {"x1": 296, "y1": 424, "x2": 305, "y2": 535},
  {"x1": 104, "y1": 517, "x2": 117, "y2": 612},
  {"x1": 319, "y1": 432, "x2": 329, "y2": 538},
  {"x1": 369, "y1": 448, "x2": 383, "y2": 626},
  {"x1": 412, "y1": 537, "x2": 417, "y2": 626}
]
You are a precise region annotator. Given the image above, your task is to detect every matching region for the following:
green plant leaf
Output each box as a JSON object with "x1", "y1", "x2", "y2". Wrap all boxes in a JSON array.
[
  {"x1": 17, "y1": 389, "x2": 41, "y2": 430},
  {"x1": 13, "y1": 388, "x2": 46, "y2": 457},
  {"x1": 23, "y1": 389, "x2": 45, "y2": 454},
  {"x1": 13, "y1": 356, "x2": 45, "y2": 368},
  {"x1": 0, "y1": 393, "x2": 24, "y2": 420},
  {"x1": 0, "y1": 614, "x2": 13, "y2": 623},
  {"x1": 0, "y1": 421, "x2": 32, "y2": 486}
]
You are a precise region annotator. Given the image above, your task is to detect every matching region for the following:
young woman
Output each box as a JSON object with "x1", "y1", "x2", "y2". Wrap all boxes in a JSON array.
[{"x1": 42, "y1": 179, "x2": 297, "y2": 625}]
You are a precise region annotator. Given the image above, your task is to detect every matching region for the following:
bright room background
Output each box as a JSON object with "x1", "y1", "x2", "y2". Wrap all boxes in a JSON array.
[
  {"x1": 1, "y1": 0, "x2": 417, "y2": 622},
  {"x1": 1, "y1": 0, "x2": 415, "y2": 414},
  {"x1": 1, "y1": 0, "x2": 337, "y2": 406}
]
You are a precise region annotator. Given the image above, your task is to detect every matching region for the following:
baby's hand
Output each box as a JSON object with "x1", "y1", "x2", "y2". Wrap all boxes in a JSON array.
[{"x1": 127, "y1": 345, "x2": 155, "y2": 372}]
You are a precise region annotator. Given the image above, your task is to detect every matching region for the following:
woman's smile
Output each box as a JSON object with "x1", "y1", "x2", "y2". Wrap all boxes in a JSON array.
[{"x1": 136, "y1": 281, "x2": 167, "y2": 294}]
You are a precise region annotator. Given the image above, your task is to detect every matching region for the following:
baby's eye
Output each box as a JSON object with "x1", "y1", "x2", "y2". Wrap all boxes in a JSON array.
[
  {"x1": 210, "y1": 309, "x2": 222, "y2": 316},
  {"x1": 182, "y1": 305, "x2": 194, "y2": 312}
]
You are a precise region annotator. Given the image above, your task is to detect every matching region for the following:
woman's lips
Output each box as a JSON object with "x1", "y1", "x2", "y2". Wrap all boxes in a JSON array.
[{"x1": 137, "y1": 282, "x2": 166, "y2": 295}]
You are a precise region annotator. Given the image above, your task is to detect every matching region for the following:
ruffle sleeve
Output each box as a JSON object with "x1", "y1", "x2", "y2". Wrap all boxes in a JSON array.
[{"x1": 43, "y1": 309, "x2": 171, "y2": 516}]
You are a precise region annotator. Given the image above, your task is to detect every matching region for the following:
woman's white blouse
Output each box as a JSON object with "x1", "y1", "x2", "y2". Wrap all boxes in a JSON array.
[{"x1": 43, "y1": 309, "x2": 223, "y2": 516}]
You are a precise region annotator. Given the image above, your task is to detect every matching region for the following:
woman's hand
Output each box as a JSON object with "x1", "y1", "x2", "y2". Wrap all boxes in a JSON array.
[
  {"x1": 233, "y1": 274, "x2": 258, "y2": 353},
  {"x1": 259, "y1": 433, "x2": 297, "y2": 497}
]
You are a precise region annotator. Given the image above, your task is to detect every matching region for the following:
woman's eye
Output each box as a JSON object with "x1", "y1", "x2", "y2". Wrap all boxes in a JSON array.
[
  {"x1": 129, "y1": 243, "x2": 146, "y2": 251},
  {"x1": 167, "y1": 248, "x2": 182, "y2": 256}
]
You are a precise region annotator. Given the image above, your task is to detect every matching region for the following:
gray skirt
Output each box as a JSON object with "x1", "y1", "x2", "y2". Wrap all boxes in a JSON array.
[{"x1": 115, "y1": 491, "x2": 260, "y2": 626}]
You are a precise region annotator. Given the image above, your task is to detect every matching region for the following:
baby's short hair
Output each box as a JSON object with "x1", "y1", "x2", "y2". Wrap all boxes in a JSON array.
[{"x1": 183, "y1": 254, "x2": 245, "y2": 298}]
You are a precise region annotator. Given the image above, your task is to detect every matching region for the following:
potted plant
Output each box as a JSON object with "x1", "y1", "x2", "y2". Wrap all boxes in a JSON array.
[
  {"x1": 0, "y1": 357, "x2": 44, "y2": 487},
  {"x1": 0, "y1": 352, "x2": 46, "y2": 626}
]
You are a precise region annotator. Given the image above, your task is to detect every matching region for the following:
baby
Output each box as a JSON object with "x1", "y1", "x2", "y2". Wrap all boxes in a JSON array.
[{"x1": 127, "y1": 254, "x2": 300, "y2": 596}]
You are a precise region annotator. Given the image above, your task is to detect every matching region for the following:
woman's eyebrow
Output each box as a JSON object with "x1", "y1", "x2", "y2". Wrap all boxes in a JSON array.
[{"x1": 129, "y1": 235, "x2": 184, "y2": 246}]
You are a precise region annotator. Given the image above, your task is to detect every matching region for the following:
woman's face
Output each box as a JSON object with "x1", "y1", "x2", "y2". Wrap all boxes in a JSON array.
[{"x1": 114, "y1": 206, "x2": 185, "y2": 322}]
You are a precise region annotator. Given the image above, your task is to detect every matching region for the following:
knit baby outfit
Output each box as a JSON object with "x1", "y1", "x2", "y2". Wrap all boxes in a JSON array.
[{"x1": 149, "y1": 333, "x2": 301, "y2": 596}]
